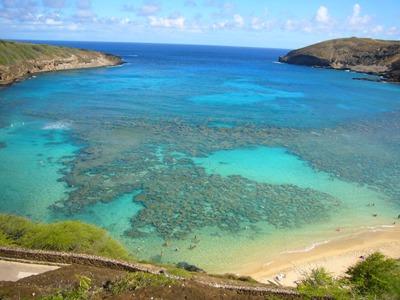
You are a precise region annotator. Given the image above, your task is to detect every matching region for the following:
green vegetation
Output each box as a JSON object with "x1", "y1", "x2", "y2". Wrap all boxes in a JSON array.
[
  {"x1": 297, "y1": 268, "x2": 351, "y2": 299},
  {"x1": 0, "y1": 231, "x2": 11, "y2": 246},
  {"x1": 347, "y1": 252, "x2": 400, "y2": 298},
  {"x1": 1, "y1": 214, "x2": 398, "y2": 299},
  {"x1": 41, "y1": 276, "x2": 92, "y2": 300},
  {"x1": 39, "y1": 272, "x2": 177, "y2": 299},
  {"x1": 298, "y1": 252, "x2": 400, "y2": 299},
  {"x1": 0, "y1": 214, "x2": 130, "y2": 260},
  {"x1": 164, "y1": 265, "x2": 193, "y2": 278},
  {"x1": 107, "y1": 272, "x2": 178, "y2": 295},
  {"x1": 0, "y1": 40, "x2": 90, "y2": 66}
]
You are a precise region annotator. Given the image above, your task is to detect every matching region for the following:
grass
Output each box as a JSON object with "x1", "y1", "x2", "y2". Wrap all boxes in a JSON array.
[
  {"x1": 107, "y1": 272, "x2": 178, "y2": 295},
  {"x1": 164, "y1": 265, "x2": 194, "y2": 278},
  {"x1": 0, "y1": 40, "x2": 92, "y2": 66},
  {"x1": 39, "y1": 272, "x2": 177, "y2": 299},
  {"x1": 0, "y1": 214, "x2": 130, "y2": 260},
  {"x1": 40, "y1": 275, "x2": 92, "y2": 300}
]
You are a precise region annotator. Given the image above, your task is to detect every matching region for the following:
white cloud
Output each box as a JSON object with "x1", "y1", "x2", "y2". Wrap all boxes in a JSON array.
[
  {"x1": 137, "y1": 3, "x2": 161, "y2": 16},
  {"x1": 212, "y1": 20, "x2": 228, "y2": 30},
  {"x1": 119, "y1": 17, "x2": 132, "y2": 25},
  {"x1": 371, "y1": 25, "x2": 384, "y2": 34},
  {"x1": 66, "y1": 23, "x2": 79, "y2": 31},
  {"x1": 283, "y1": 19, "x2": 296, "y2": 31},
  {"x1": 386, "y1": 26, "x2": 399, "y2": 36},
  {"x1": 349, "y1": 3, "x2": 371, "y2": 27},
  {"x1": 233, "y1": 14, "x2": 244, "y2": 28},
  {"x1": 148, "y1": 16, "x2": 185, "y2": 29},
  {"x1": 315, "y1": 6, "x2": 330, "y2": 24},
  {"x1": 45, "y1": 18, "x2": 63, "y2": 25},
  {"x1": 211, "y1": 14, "x2": 247, "y2": 30},
  {"x1": 250, "y1": 17, "x2": 274, "y2": 31}
]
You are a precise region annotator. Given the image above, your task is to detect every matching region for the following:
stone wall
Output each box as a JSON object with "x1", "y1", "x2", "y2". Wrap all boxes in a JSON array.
[
  {"x1": 0, "y1": 246, "x2": 302, "y2": 298},
  {"x1": 0, "y1": 246, "x2": 163, "y2": 274}
]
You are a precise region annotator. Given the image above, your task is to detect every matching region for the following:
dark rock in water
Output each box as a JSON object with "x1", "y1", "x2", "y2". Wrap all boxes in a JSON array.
[
  {"x1": 352, "y1": 77, "x2": 382, "y2": 82},
  {"x1": 279, "y1": 37, "x2": 400, "y2": 82},
  {"x1": 0, "y1": 141, "x2": 6, "y2": 149},
  {"x1": 45, "y1": 112, "x2": 400, "y2": 242},
  {"x1": 176, "y1": 262, "x2": 205, "y2": 273}
]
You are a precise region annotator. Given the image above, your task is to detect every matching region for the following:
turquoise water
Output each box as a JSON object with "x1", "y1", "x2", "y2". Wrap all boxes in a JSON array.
[
  {"x1": 0, "y1": 41, "x2": 400, "y2": 272},
  {"x1": 194, "y1": 147, "x2": 394, "y2": 224},
  {"x1": 51, "y1": 191, "x2": 144, "y2": 241},
  {"x1": 0, "y1": 121, "x2": 76, "y2": 221}
]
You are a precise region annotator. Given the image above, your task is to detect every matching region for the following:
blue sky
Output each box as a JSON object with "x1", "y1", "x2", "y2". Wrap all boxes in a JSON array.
[{"x1": 0, "y1": 0, "x2": 399, "y2": 48}]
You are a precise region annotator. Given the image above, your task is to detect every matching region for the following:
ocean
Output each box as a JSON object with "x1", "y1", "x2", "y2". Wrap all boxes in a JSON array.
[{"x1": 0, "y1": 41, "x2": 399, "y2": 273}]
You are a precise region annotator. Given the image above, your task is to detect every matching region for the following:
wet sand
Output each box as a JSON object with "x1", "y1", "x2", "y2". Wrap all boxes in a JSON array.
[{"x1": 244, "y1": 225, "x2": 400, "y2": 287}]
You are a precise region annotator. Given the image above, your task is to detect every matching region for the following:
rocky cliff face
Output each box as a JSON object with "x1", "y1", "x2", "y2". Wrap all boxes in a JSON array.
[
  {"x1": 279, "y1": 38, "x2": 400, "y2": 82},
  {"x1": 0, "y1": 41, "x2": 123, "y2": 85}
]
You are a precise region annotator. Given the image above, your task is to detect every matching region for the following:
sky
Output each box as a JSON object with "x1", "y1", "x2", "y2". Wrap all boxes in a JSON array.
[{"x1": 0, "y1": 0, "x2": 399, "y2": 48}]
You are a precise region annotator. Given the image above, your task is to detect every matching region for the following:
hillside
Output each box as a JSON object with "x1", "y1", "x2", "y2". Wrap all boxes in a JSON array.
[
  {"x1": 0, "y1": 215, "x2": 398, "y2": 299},
  {"x1": 279, "y1": 37, "x2": 400, "y2": 82},
  {"x1": 0, "y1": 40, "x2": 122, "y2": 85},
  {"x1": 0, "y1": 215, "x2": 296, "y2": 300}
]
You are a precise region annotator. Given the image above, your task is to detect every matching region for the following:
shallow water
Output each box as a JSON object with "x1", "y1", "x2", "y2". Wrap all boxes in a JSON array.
[
  {"x1": 0, "y1": 41, "x2": 399, "y2": 272},
  {"x1": 0, "y1": 121, "x2": 76, "y2": 221}
]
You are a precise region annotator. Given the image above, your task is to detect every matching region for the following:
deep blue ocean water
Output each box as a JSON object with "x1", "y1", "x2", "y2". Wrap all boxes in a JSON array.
[
  {"x1": 2, "y1": 41, "x2": 399, "y2": 128},
  {"x1": 0, "y1": 41, "x2": 399, "y2": 272}
]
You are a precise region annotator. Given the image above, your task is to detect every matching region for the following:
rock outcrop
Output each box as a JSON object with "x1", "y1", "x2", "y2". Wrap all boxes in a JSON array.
[
  {"x1": 279, "y1": 37, "x2": 400, "y2": 82},
  {"x1": 0, "y1": 40, "x2": 122, "y2": 85}
]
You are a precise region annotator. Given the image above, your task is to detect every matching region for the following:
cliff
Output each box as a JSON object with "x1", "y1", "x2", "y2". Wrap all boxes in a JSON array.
[
  {"x1": 0, "y1": 40, "x2": 123, "y2": 85},
  {"x1": 279, "y1": 37, "x2": 400, "y2": 82}
]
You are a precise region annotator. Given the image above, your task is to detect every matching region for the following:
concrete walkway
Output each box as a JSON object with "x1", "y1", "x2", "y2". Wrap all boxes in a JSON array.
[{"x1": 0, "y1": 259, "x2": 59, "y2": 281}]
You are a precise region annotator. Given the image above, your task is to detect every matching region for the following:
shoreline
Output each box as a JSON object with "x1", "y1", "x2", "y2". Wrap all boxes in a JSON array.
[
  {"x1": 0, "y1": 40, "x2": 123, "y2": 86},
  {"x1": 242, "y1": 225, "x2": 400, "y2": 287},
  {"x1": 0, "y1": 60, "x2": 124, "y2": 87}
]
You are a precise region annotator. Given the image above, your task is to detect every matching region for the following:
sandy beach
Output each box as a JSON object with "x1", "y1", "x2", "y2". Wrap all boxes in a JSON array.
[{"x1": 244, "y1": 225, "x2": 400, "y2": 287}]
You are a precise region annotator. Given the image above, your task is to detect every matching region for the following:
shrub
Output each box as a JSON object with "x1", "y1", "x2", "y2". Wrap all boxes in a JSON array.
[
  {"x1": 0, "y1": 214, "x2": 130, "y2": 260},
  {"x1": 297, "y1": 268, "x2": 350, "y2": 299},
  {"x1": 346, "y1": 252, "x2": 400, "y2": 298},
  {"x1": 0, "y1": 214, "x2": 34, "y2": 240}
]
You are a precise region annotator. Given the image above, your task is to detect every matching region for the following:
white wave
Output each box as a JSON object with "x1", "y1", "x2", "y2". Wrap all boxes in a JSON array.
[
  {"x1": 273, "y1": 61, "x2": 283, "y2": 64},
  {"x1": 367, "y1": 224, "x2": 396, "y2": 231},
  {"x1": 9, "y1": 122, "x2": 25, "y2": 128},
  {"x1": 281, "y1": 240, "x2": 330, "y2": 254},
  {"x1": 108, "y1": 62, "x2": 131, "y2": 68},
  {"x1": 42, "y1": 121, "x2": 71, "y2": 130},
  {"x1": 262, "y1": 261, "x2": 274, "y2": 267}
]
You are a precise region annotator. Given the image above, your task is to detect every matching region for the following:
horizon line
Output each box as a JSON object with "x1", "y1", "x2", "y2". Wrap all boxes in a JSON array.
[{"x1": 4, "y1": 37, "x2": 295, "y2": 51}]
